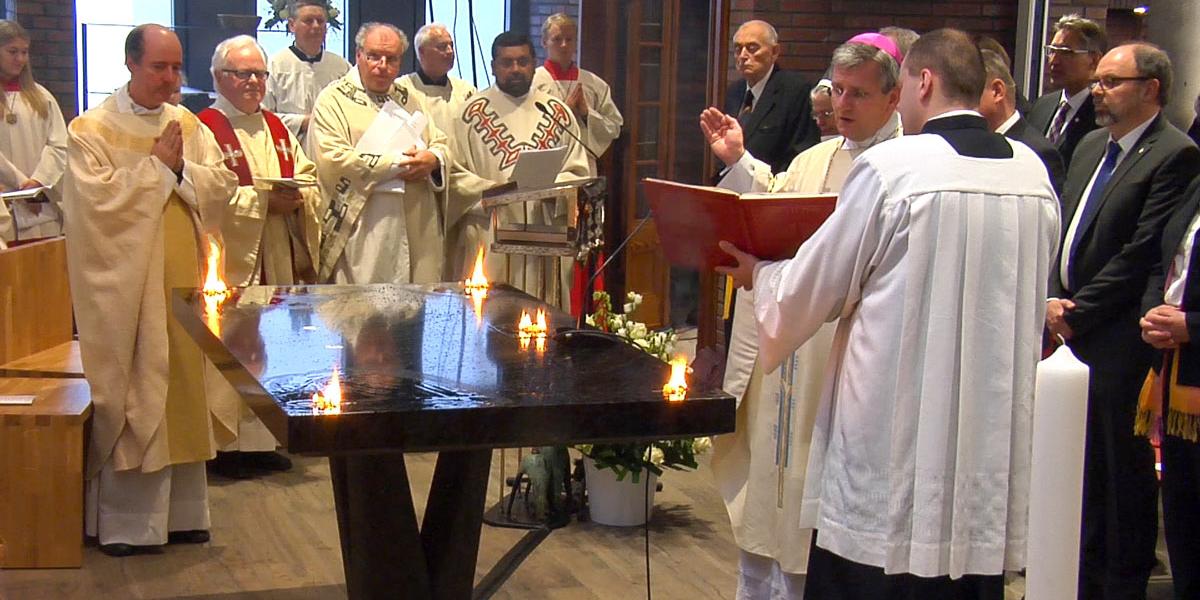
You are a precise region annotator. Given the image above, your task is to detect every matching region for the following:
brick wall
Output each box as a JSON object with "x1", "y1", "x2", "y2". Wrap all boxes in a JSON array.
[
  {"x1": 6, "y1": 0, "x2": 76, "y2": 119},
  {"x1": 526, "y1": 0, "x2": 578, "y2": 61}
]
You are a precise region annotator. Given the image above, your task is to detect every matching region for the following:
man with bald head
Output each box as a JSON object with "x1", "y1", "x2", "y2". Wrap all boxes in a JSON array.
[
  {"x1": 722, "y1": 20, "x2": 818, "y2": 174},
  {"x1": 309, "y1": 22, "x2": 451, "y2": 285},
  {"x1": 63, "y1": 23, "x2": 238, "y2": 556},
  {"x1": 718, "y1": 29, "x2": 1059, "y2": 598},
  {"x1": 401, "y1": 23, "x2": 476, "y2": 140},
  {"x1": 1045, "y1": 42, "x2": 1200, "y2": 598}
]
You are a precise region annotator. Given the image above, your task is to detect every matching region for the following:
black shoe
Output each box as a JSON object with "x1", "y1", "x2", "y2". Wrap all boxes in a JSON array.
[
  {"x1": 208, "y1": 451, "x2": 254, "y2": 479},
  {"x1": 244, "y1": 451, "x2": 292, "y2": 472},
  {"x1": 167, "y1": 529, "x2": 210, "y2": 545},
  {"x1": 98, "y1": 542, "x2": 161, "y2": 557}
]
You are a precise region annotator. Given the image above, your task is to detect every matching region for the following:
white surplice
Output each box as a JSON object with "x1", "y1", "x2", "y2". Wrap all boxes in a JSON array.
[
  {"x1": 263, "y1": 46, "x2": 350, "y2": 143},
  {"x1": 712, "y1": 113, "x2": 903, "y2": 579},
  {"x1": 750, "y1": 123, "x2": 1059, "y2": 578},
  {"x1": 532, "y1": 63, "x2": 623, "y2": 175},
  {"x1": 399, "y1": 71, "x2": 477, "y2": 138},
  {"x1": 0, "y1": 82, "x2": 68, "y2": 241}
]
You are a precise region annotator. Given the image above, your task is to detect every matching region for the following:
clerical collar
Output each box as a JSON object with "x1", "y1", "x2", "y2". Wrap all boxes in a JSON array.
[
  {"x1": 543, "y1": 59, "x2": 579, "y2": 81},
  {"x1": 921, "y1": 110, "x2": 1013, "y2": 159},
  {"x1": 2, "y1": 79, "x2": 19, "y2": 92},
  {"x1": 416, "y1": 68, "x2": 450, "y2": 87},
  {"x1": 842, "y1": 110, "x2": 902, "y2": 150},
  {"x1": 115, "y1": 83, "x2": 164, "y2": 116},
  {"x1": 212, "y1": 94, "x2": 260, "y2": 118},
  {"x1": 289, "y1": 44, "x2": 323, "y2": 64}
]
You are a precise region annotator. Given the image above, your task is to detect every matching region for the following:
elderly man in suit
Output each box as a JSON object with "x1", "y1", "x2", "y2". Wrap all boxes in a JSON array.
[
  {"x1": 722, "y1": 20, "x2": 819, "y2": 174},
  {"x1": 977, "y1": 47, "x2": 1065, "y2": 194},
  {"x1": 1045, "y1": 42, "x2": 1200, "y2": 599},
  {"x1": 1028, "y1": 14, "x2": 1106, "y2": 167}
]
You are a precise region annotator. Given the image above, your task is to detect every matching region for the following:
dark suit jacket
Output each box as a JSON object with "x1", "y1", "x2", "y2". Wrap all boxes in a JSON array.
[
  {"x1": 1005, "y1": 116, "x2": 1066, "y2": 196},
  {"x1": 1050, "y1": 114, "x2": 1200, "y2": 345},
  {"x1": 1027, "y1": 90, "x2": 1098, "y2": 168},
  {"x1": 1143, "y1": 176, "x2": 1200, "y2": 385},
  {"x1": 724, "y1": 68, "x2": 820, "y2": 174}
]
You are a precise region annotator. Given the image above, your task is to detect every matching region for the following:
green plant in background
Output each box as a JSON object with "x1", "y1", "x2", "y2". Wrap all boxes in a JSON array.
[
  {"x1": 264, "y1": 0, "x2": 343, "y2": 31},
  {"x1": 577, "y1": 290, "x2": 710, "y2": 482}
]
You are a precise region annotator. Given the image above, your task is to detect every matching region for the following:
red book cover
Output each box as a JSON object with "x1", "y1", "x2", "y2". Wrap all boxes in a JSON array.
[{"x1": 642, "y1": 178, "x2": 836, "y2": 270}]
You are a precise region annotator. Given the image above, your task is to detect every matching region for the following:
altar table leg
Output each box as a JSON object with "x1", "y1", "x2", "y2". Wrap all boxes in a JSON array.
[{"x1": 421, "y1": 449, "x2": 493, "y2": 600}]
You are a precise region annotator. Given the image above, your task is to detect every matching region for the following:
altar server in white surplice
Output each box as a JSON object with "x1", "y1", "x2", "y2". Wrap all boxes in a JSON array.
[
  {"x1": 400, "y1": 23, "x2": 476, "y2": 139},
  {"x1": 65, "y1": 25, "x2": 237, "y2": 556},
  {"x1": 700, "y1": 37, "x2": 902, "y2": 600},
  {"x1": 310, "y1": 22, "x2": 449, "y2": 285},
  {"x1": 448, "y1": 31, "x2": 589, "y2": 309},
  {"x1": 0, "y1": 20, "x2": 67, "y2": 242},
  {"x1": 718, "y1": 29, "x2": 1059, "y2": 599},
  {"x1": 531, "y1": 13, "x2": 622, "y2": 175},
  {"x1": 263, "y1": 0, "x2": 350, "y2": 145},
  {"x1": 198, "y1": 35, "x2": 322, "y2": 477}
]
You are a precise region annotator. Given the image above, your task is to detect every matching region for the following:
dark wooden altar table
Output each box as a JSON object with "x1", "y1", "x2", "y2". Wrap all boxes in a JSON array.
[{"x1": 172, "y1": 283, "x2": 734, "y2": 600}]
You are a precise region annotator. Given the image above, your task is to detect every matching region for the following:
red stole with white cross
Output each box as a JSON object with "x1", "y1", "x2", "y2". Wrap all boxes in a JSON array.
[{"x1": 197, "y1": 108, "x2": 295, "y2": 185}]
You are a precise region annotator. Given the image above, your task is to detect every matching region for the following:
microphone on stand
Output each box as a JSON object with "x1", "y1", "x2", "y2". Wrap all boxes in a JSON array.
[{"x1": 535, "y1": 100, "x2": 602, "y2": 163}]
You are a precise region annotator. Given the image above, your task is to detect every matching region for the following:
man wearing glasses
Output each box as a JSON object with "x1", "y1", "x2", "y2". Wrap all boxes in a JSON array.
[
  {"x1": 309, "y1": 22, "x2": 450, "y2": 285},
  {"x1": 1046, "y1": 42, "x2": 1200, "y2": 599},
  {"x1": 1028, "y1": 14, "x2": 1107, "y2": 167}
]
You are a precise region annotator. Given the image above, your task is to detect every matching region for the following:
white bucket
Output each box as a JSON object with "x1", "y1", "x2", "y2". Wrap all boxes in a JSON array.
[{"x1": 583, "y1": 456, "x2": 658, "y2": 527}]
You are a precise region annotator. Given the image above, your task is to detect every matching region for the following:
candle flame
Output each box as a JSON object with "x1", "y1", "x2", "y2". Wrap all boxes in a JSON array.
[
  {"x1": 465, "y1": 245, "x2": 489, "y2": 292},
  {"x1": 518, "y1": 309, "x2": 548, "y2": 352},
  {"x1": 202, "y1": 236, "x2": 228, "y2": 298},
  {"x1": 534, "y1": 309, "x2": 548, "y2": 335},
  {"x1": 312, "y1": 366, "x2": 343, "y2": 414},
  {"x1": 518, "y1": 310, "x2": 533, "y2": 332},
  {"x1": 663, "y1": 356, "x2": 689, "y2": 401}
]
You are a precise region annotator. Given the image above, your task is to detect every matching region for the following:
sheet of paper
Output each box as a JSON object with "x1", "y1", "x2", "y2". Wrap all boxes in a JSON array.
[
  {"x1": 355, "y1": 101, "x2": 430, "y2": 194},
  {"x1": 509, "y1": 146, "x2": 569, "y2": 189},
  {"x1": 254, "y1": 177, "x2": 317, "y2": 189},
  {"x1": 0, "y1": 186, "x2": 47, "y2": 203},
  {"x1": 0, "y1": 395, "x2": 35, "y2": 405}
]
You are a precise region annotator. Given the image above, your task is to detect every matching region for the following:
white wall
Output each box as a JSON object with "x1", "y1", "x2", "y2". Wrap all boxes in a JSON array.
[
  {"x1": 1146, "y1": 3, "x2": 1200, "y2": 130},
  {"x1": 427, "y1": 0, "x2": 508, "y2": 89}
]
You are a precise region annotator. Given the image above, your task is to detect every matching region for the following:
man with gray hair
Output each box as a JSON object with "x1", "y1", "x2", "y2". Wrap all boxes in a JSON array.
[
  {"x1": 263, "y1": 0, "x2": 350, "y2": 143},
  {"x1": 722, "y1": 19, "x2": 819, "y2": 174},
  {"x1": 400, "y1": 23, "x2": 476, "y2": 140},
  {"x1": 701, "y1": 33, "x2": 904, "y2": 599},
  {"x1": 309, "y1": 22, "x2": 450, "y2": 285},
  {"x1": 1046, "y1": 42, "x2": 1200, "y2": 599},
  {"x1": 198, "y1": 35, "x2": 322, "y2": 478},
  {"x1": 1028, "y1": 14, "x2": 1107, "y2": 166}
]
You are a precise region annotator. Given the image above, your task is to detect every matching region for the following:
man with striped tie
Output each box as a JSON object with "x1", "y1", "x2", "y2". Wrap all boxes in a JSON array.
[{"x1": 1027, "y1": 14, "x2": 1106, "y2": 167}]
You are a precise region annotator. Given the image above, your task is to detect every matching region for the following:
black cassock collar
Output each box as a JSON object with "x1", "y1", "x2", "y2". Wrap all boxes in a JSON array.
[{"x1": 920, "y1": 113, "x2": 1013, "y2": 159}]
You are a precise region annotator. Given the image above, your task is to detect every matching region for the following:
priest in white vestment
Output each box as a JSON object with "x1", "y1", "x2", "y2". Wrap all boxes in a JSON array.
[
  {"x1": 63, "y1": 25, "x2": 238, "y2": 556},
  {"x1": 448, "y1": 31, "x2": 589, "y2": 309},
  {"x1": 531, "y1": 13, "x2": 622, "y2": 176},
  {"x1": 199, "y1": 35, "x2": 322, "y2": 476},
  {"x1": 400, "y1": 23, "x2": 476, "y2": 140},
  {"x1": 309, "y1": 22, "x2": 448, "y2": 284},
  {"x1": 701, "y1": 38, "x2": 902, "y2": 599},
  {"x1": 263, "y1": 0, "x2": 350, "y2": 145},
  {"x1": 0, "y1": 20, "x2": 67, "y2": 242},
  {"x1": 717, "y1": 29, "x2": 1060, "y2": 598}
]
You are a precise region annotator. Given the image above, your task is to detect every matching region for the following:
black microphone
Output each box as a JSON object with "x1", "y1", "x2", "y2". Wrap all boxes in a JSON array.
[{"x1": 535, "y1": 100, "x2": 602, "y2": 163}]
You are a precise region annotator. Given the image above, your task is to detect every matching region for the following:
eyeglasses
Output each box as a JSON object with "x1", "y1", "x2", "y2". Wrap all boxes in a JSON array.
[
  {"x1": 1045, "y1": 44, "x2": 1092, "y2": 57},
  {"x1": 362, "y1": 52, "x2": 402, "y2": 68},
  {"x1": 1090, "y1": 76, "x2": 1153, "y2": 91},
  {"x1": 221, "y1": 69, "x2": 269, "y2": 81}
]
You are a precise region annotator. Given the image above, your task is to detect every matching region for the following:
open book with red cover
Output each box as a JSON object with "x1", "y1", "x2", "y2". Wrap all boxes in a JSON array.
[{"x1": 642, "y1": 178, "x2": 837, "y2": 270}]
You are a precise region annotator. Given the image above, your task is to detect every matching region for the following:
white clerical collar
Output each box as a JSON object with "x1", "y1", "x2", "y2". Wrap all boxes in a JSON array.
[
  {"x1": 842, "y1": 110, "x2": 902, "y2": 150},
  {"x1": 994, "y1": 110, "x2": 1021, "y2": 135},
  {"x1": 1060, "y1": 86, "x2": 1091, "y2": 111},
  {"x1": 115, "y1": 83, "x2": 165, "y2": 116},
  {"x1": 212, "y1": 94, "x2": 259, "y2": 118},
  {"x1": 1109, "y1": 111, "x2": 1158, "y2": 156},
  {"x1": 747, "y1": 64, "x2": 774, "y2": 104}
]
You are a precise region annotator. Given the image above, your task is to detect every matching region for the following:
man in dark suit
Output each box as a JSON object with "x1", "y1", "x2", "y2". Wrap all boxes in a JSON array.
[
  {"x1": 722, "y1": 20, "x2": 819, "y2": 174},
  {"x1": 978, "y1": 47, "x2": 1065, "y2": 194},
  {"x1": 1027, "y1": 14, "x2": 1107, "y2": 168},
  {"x1": 1045, "y1": 42, "x2": 1200, "y2": 600}
]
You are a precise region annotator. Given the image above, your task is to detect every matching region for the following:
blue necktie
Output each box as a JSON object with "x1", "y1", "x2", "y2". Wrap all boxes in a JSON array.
[{"x1": 1068, "y1": 141, "x2": 1123, "y2": 289}]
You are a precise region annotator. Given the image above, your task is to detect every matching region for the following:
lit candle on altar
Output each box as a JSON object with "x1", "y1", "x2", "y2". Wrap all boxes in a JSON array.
[
  {"x1": 662, "y1": 356, "x2": 689, "y2": 401},
  {"x1": 464, "y1": 245, "x2": 489, "y2": 323},
  {"x1": 312, "y1": 366, "x2": 343, "y2": 414},
  {"x1": 201, "y1": 235, "x2": 230, "y2": 335},
  {"x1": 517, "y1": 309, "x2": 548, "y2": 352},
  {"x1": 1026, "y1": 343, "x2": 1090, "y2": 600}
]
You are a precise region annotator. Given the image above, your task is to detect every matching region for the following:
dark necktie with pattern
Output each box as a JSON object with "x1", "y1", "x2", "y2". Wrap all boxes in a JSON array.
[
  {"x1": 1048, "y1": 99, "x2": 1070, "y2": 144},
  {"x1": 738, "y1": 89, "x2": 754, "y2": 121}
]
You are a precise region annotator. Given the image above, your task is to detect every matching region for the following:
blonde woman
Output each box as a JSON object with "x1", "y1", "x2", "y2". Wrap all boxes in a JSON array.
[{"x1": 0, "y1": 19, "x2": 67, "y2": 242}]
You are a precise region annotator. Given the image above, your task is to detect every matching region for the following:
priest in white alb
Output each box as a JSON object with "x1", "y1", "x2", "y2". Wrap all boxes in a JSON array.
[
  {"x1": 198, "y1": 35, "x2": 322, "y2": 477},
  {"x1": 64, "y1": 25, "x2": 237, "y2": 556},
  {"x1": 0, "y1": 20, "x2": 67, "y2": 242},
  {"x1": 532, "y1": 13, "x2": 622, "y2": 175},
  {"x1": 400, "y1": 23, "x2": 476, "y2": 138},
  {"x1": 700, "y1": 35, "x2": 903, "y2": 599},
  {"x1": 717, "y1": 29, "x2": 1059, "y2": 598},
  {"x1": 448, "y1": 31, "x2": 588, "y2": 309},
  {"x1": 263, "y1": 0, "x2": 350, "y2": 145},
  {"x1": 309, "y1": 22, "x2": 448, "y2": 284}
]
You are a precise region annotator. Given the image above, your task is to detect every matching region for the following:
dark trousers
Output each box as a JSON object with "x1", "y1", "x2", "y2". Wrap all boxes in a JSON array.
[
  {"x1": 1072, "y1": 331, "x2": 1159, "y2": 600},
  {"x1": 1160, "y1": 354, "x2": 1200, "y2": 600},
  {"x1": 803, "y1": 539, "x2": 1003, "y2": 600}
]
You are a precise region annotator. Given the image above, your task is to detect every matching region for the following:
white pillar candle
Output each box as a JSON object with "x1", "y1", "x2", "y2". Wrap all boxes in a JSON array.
[{"x1": 1026, "y1": 344, "x2": 1090, "y2": 600}]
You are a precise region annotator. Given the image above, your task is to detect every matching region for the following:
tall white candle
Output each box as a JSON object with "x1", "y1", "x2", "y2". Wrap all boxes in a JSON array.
[{"x1": 1026, "y1": 344, "x2": 1090, "y2": 600}]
